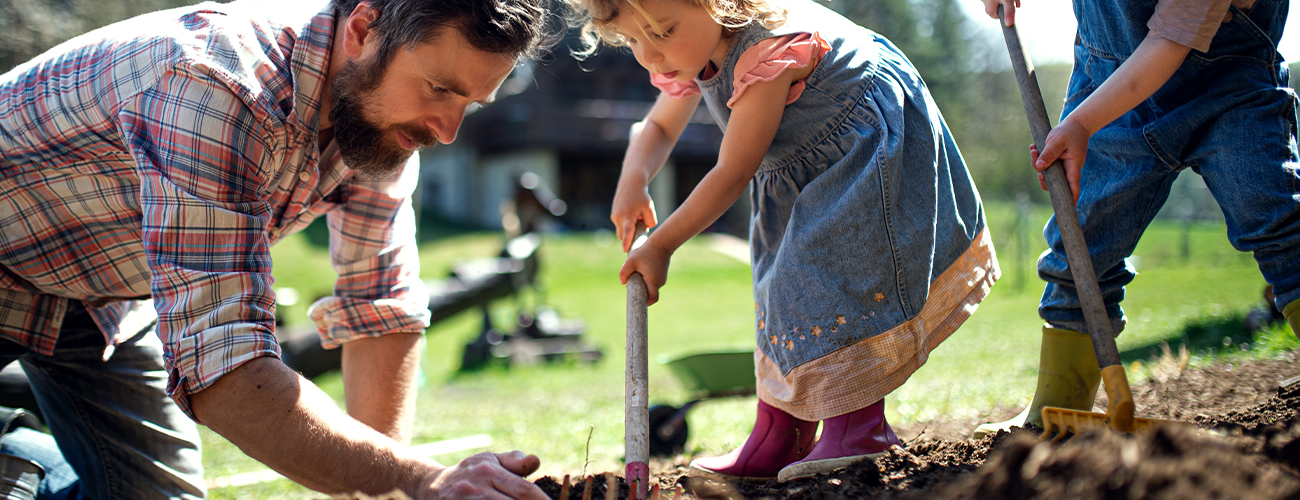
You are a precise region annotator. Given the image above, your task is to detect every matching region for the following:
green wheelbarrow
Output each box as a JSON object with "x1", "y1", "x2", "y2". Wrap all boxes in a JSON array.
[{"x1": 649, "y1": 348, "x2": 756, "y2": 456}]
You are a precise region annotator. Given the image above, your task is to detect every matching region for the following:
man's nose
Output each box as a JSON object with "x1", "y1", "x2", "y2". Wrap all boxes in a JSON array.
[{"x1": 428, "y1": 108, "x2": 464, "y2": 144}]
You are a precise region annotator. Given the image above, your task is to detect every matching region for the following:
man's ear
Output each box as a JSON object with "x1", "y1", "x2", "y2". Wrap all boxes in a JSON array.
[{"x1": 342, "y1": 2, "x2": 381, "y2": 59}]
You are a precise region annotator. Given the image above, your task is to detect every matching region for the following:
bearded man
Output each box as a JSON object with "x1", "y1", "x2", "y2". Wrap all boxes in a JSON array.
[{"x1": 0, "y1": 0, "x2": 554, "y2": 498}]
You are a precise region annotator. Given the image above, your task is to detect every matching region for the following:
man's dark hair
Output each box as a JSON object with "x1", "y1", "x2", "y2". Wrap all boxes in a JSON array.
[{"x1": 330, "y1": 0, "x2": 558, "y2": 65}]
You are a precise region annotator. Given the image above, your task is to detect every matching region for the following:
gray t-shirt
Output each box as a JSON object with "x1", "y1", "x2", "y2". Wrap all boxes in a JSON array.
[{"x1": 1148, "y1": 0, "x2": 1256, "y2": 52}]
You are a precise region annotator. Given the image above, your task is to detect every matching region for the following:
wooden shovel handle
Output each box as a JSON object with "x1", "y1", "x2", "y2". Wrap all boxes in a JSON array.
[
  {"x1": 997, "y1": 6, "x2": 1136, "y2": 433},
  {"x1": 996, "y1": 6, "x2": 1120, "y2": 369},
  {"x1": 625, "y1": 223, "x2": 649, "y2": 499}
]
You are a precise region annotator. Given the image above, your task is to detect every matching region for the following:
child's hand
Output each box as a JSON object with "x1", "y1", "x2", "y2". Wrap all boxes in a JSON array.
[
  {"x1": 982, "y1": 0, "x2": 1021, "y2": 26},
  {"x1": 1030, "y1": 118, "x2": 1088, "y2": 203},
  {"x1": 611, "y1": 182, "x2": 658, "y2": 252},
  {"x1": 619, "y1": 240, "x2": 671, "y2": 305}
]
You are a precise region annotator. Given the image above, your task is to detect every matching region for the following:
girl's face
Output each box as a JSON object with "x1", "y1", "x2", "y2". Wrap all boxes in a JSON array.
[{"x1": 613, "y1": 0, "x2": 729, "y2": 82}]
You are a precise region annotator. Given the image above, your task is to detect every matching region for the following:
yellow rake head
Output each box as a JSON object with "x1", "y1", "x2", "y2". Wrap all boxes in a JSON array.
[
  {"x1": 1039, "y1": 365, "x2": 1195, "y2": 441},
  {"x1": 1038, "y1": 407, "x2": 1195, "y2": 442}
]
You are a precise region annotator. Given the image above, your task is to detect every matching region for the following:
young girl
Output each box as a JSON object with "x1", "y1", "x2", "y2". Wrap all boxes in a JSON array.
[{"x1": 565, "y1": 0, "x2": 999, "y2": 481}]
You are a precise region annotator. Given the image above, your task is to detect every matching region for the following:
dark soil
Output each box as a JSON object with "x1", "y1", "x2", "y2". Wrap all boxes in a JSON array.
[{"x1": 537, "y1": 352, "x2": 1300, "y2": 499}]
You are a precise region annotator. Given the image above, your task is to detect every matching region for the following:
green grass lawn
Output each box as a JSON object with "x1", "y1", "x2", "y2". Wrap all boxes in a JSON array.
[{"x1": 204, "y1": 201, "x2": 1291, "y2": 498}]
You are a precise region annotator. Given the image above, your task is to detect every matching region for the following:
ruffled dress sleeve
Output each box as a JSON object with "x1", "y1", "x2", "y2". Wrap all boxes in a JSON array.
[
  {"x1": 727, "y1": 32, "x2": 831, "y2": 108},
  {"x1": 650, "y1": 73, "x2": 701, "y2": 98}
]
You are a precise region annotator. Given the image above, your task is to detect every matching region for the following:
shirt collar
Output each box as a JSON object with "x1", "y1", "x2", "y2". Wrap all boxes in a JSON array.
[{"x1": 287, "y1": 1, "x2": 336, "y2": 135}]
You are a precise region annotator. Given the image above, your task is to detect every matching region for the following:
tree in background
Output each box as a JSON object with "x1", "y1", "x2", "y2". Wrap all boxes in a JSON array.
[{"x1": 829, "y1": 0, "x2": 1071, "y2": 202}]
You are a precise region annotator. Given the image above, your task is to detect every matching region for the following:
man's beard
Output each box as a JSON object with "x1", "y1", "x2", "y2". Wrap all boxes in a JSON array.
[{"x1": 329, "y1": 57, "x2": 436, "y2": 180}]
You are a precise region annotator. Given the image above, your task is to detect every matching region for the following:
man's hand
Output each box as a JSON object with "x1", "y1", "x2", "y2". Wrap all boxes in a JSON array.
[
  {"x1": 611, "y1": 182, "x2": 657, "y2": 253},
  {"x1": 982, "y1": 0, "x2": 1021, "y2": 26},
  {"x1": 1030, "y1": 117, "x2": 1089, "y2": 203},
  {"x1": 417, "y1": 451, "x2": 546, "y2": 500},
  {"x1": 619, "y1": 239, "x2": 671, "y2": 305}
]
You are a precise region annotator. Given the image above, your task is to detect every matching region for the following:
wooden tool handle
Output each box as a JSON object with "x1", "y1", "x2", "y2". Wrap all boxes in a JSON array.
[
  {"x1": 997, "y1": 6, "x2": 1121, "y2": 369},
  {"x1": 625, "y1": 223, "x2": 649, "y2": 499}
]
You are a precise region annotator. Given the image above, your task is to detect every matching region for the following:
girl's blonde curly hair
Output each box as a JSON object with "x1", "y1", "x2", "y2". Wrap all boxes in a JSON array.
[{"x1": 562, "y1": 0, "x2": 787, "y2": 59}]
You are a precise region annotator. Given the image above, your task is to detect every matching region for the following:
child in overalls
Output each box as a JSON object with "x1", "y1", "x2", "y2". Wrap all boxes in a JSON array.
[
  {"x1": 563, "y1": 0, "x2": 1000, "y2": 481},
  {"x1": 976, "y1": 0, "x2": 1300, "y2": 436}
]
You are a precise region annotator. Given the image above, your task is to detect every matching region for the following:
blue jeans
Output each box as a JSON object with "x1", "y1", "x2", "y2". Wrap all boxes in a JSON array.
[
  {"x1": 1041, "y1": 0, "x2": 1300, "y2": 333},
  {"x1": 0, "y1": 302, "x2": 204, "y2": 499}
]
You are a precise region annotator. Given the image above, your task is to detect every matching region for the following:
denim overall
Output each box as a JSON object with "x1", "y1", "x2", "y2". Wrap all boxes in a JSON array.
[
  {"x1": 1041, "y1": 0, "x2": 1300, "y2": 334},
  {"x1": 695, "y1": 0, "x2": 987, "y2": 382}
]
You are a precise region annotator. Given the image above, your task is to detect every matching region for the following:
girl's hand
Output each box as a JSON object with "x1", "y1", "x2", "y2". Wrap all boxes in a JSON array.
[
  {"x1": 1030, "y1": 118, "x2": 1088, "y2": 203},
  {"x1": 619, "y1": 240, "x2": 671, "y2": 305},
  {"x1": 611, "y1": 182, "x2": 658, "y2": 252},
  {"x1": 982, "y1": 0, "x2": 1021, "y2": 26}
]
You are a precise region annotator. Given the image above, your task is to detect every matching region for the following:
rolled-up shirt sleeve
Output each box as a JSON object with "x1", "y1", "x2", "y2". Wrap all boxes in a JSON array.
[
  {"x1": 121, "y1": 66, "x2": 285, "y2": 419},
  {"x1": 1148, "y1": 0, "x2": 1233, "y2": 52},
  {"x1": 308, "y1": 153, "x2": 431, "y2": 348}
]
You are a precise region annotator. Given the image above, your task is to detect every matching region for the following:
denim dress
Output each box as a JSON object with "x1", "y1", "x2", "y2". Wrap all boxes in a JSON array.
[
  {"x1": 694, "y1": 0, "x2": 998, "y2": 420},
  {"x1": 1039, "y1": 0, "x2": 1300, "y2": 334}
]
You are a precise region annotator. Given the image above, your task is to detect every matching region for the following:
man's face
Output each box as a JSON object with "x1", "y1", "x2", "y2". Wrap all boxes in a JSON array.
[{"x1": 330, "y1": 26, "x2": 517, "y2": 179}]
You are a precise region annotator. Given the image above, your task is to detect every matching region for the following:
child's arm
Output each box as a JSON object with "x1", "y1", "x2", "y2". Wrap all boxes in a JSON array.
[
  {"x1": 1034, "y1": 32, "x2": 1191, "y2": 201},
  {"x1": 981, "y1": 0, "x2": 1195, "y2": 201},
  {"x1": 619, "y1": 71, "x2": 799, "y2": 304},
  {"x1": 612, "y1": 92, "x2": 699, "y2": 252}
]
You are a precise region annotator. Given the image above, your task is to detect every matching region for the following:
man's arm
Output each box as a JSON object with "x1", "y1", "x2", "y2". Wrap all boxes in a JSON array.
[
  {"x1": 317, "y1": 152, "x2": 428, "y2": 442},
  {"x1": 191, "y1": 357, "x2": 547, "y2": 498},
  {"x1": 342, "y1": 332, "x2": 424, "y2": 442},
  {"x1": 191, "y1": 357, "x2": 429, "y2": 494}
]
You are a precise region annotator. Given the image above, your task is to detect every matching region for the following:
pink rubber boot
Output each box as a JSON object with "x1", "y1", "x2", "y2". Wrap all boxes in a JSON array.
[
  {"x1": 689, "y1": 400, "x2": 818, "y2": 481},
  {"x1": 776, "y1": 399, "x2": 900, "y2": 482}
]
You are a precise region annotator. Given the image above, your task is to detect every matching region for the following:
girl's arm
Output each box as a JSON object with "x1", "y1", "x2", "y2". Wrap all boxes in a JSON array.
[
  {"x1": 612, "y1": 92, "x2": 699, "y2": 251},
  {"x1": 1034, "y1": 32, "x2": 1190, "y2": 201},
  {"x1": 619, "y1": 70, "x2": 799, "y2": 304}
]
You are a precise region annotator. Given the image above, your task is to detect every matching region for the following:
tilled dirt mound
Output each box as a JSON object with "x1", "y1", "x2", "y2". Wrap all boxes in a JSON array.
[{"x1": 538, "y1": 353, "x2": 1300, "y2": 499}]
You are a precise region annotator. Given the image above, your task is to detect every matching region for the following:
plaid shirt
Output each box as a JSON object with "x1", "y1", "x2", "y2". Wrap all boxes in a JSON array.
[{"x1": 0, "y1": 0, "x2": 430, "y2": 417}]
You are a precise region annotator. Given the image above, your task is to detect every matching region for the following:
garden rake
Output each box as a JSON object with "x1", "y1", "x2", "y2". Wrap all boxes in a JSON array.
[{"x1": 996, "y1": 6, "x2": 1193, "y2": 440}]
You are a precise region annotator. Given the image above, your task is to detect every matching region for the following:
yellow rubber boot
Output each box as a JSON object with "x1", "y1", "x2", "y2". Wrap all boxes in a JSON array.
[
  {"x1": 972, "y1": 327, "x2": 1101, "y2": 438},
  {"x1": 1285, "y1": 298, "x2": 1300, "y2": 338}
]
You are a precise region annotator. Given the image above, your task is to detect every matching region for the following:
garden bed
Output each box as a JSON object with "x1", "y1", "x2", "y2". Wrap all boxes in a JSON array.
[{"x1": 537, "y1": 353, "x2": 1300, "y2": 499}]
